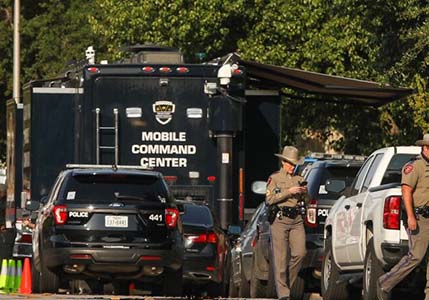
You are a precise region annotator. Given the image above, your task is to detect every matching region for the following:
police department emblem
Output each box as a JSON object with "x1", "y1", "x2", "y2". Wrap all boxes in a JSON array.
[{"x1": 153, "y1": 101, "x2": 175, "y2": 125}]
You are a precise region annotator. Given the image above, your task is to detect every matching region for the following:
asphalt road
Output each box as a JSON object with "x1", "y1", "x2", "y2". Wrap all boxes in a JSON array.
[{"x1": 0, "y1": 294, "x2": 325, "y2": 300}]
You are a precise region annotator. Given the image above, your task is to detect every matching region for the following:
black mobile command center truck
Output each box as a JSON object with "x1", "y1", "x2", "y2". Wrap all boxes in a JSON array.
[{"x1": 6, "y1": 45, "x2": 282, "y2": 236}]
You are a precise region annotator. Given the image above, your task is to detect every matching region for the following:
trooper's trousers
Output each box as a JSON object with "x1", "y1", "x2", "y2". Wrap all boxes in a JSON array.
[
  {"x1": 270, "y1": 215, "x2": 306, "y2": 299},
  {"x1": 379, "y1": 217, "x2": 429, "y2": 299}
]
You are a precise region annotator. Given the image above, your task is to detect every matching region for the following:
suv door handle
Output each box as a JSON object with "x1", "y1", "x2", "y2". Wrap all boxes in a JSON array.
[
  {"x1": 357, "y1": 203, "x2": 363, "y2": 208},
  {"x1": 344, "y1": 205, "x2": 351, "y2": 210}
]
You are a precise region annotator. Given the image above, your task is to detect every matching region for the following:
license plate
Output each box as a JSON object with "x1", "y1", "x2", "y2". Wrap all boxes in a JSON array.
[
  {"x1": 105, "y1": 216, "x2": 128, "y2": 228},
  {"x1": 103, "y1": 245, "x2": 130, "y2": 249}
]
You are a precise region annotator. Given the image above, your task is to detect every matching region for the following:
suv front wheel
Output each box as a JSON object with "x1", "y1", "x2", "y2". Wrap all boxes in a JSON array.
[{"x1": 321, "y1": 237, "x2": 349, "y2": 300}]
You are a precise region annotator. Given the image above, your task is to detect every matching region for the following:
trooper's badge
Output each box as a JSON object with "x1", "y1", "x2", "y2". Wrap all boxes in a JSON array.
[
  {"x1": 153, "y1": 100, "x2": 175, "y2": 125},
  {"x1": 404, "y1": 163, "x2": 413, "y2": 175}
]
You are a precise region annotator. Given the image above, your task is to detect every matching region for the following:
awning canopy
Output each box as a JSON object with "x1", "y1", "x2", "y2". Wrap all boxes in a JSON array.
[{"x1": 239, "y1": 59, "x2": 414, "y2": 107}]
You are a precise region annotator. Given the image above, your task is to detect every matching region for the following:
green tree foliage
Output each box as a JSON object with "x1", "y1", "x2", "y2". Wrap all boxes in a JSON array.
[
  {"x1": 237, "y1": 0, "x2": 425, "y2": 154},
  {"x1": 89, "y1": 0, "x2": 247, "y2": 61},
  {"x1": 22, "y1": 0, "x2": 103, "y2": 80},
  {"x1": 0, "y1": 0, "x2": 100, "y2": 161},
  {"x1": 2, "y1": 0, "x2": 429, "y2": 159},
  {"x1": 0, "y1": 0, "x2": 13, "y2": 159}
]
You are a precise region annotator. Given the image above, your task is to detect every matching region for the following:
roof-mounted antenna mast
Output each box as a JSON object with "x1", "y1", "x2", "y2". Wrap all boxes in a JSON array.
[{"x1": 86, "y1": 46, "x2": 95, "y2": 64}]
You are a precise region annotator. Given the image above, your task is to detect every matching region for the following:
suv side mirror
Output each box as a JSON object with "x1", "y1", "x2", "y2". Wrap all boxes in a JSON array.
[
  {"x1": 251, "y1": 181, "x2": 266, "y2": 195},
  {"x1": 325, "y1": 179, "x2": 346, "y2": 194},
  {"x1": 25, "y1": 200, "x2": 41, "y2": 211},
  {"x1": 228, "y1": 225, "x2": 242, "y2": 236}
]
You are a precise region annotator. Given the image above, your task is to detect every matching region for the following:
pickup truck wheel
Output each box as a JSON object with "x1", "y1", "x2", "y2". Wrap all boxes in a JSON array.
[
  {"x1": 363, "y1": 238, "x2": 384, "y2": 300},
  {"x1": 321, "y1": 237, "x2": 349, "y2": 300}
]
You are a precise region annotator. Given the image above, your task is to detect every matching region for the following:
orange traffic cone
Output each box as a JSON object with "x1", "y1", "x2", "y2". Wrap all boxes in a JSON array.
[{"x1": 18, "y1": 258, "x2": 31, "y2": 294}]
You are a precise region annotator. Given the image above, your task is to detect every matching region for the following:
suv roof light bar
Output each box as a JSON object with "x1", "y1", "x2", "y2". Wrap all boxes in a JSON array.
[
  {"x1": 66, "y1": 164, "x2": 151, "y2": 170},
  {"x1": 307, "y1": 152, "x2": 367, "y2": 161}
]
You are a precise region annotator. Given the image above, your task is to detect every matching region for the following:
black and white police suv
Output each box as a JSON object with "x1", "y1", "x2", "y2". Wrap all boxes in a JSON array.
[{"x1": 27, "y1": 165, "x2": 184, "y2": 295}]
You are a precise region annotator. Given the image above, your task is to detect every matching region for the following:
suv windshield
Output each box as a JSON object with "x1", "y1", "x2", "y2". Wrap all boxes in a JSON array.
[
  {"x1": 307, "y1": 166, "x2": 361, "y2": 199},
  {"x1": 58, "y1": 173, "x2": 169, "y2": 203}
]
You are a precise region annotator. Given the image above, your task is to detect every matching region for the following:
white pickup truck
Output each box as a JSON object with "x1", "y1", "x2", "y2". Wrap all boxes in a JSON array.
[{"x1": 321, "y1": 146, "x2": 422, "y2": 300}]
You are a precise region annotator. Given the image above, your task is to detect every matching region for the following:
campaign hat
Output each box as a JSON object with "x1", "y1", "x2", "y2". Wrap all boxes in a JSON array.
[
  {"x1": 416, "y1": 134, "x2": 429, "y2": 146},
  {"x1": 274, "y1": 146, "x2": 299, "y2": 165}
]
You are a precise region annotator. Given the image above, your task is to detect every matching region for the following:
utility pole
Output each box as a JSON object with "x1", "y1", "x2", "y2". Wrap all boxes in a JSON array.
[{"x1": 13, "y1": 0, "x2": 20, "y2": 104}]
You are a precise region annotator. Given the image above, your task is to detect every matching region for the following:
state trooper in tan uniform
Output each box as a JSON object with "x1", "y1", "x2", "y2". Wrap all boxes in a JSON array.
[
  {"x1": 266, "y1": 146, "x2": 308, "y2": 300},
  {"x1": 377, "y1": 134, "x2": 429, "y2": 300}
]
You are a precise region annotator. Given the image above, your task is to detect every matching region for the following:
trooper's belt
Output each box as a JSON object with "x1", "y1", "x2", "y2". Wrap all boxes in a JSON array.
[
  {"x1": 277, "y1": 206, "x2": 300, "y2": 219},
  {"x1": 415, "y1": 206, "x2": 429, "y2": 218}
]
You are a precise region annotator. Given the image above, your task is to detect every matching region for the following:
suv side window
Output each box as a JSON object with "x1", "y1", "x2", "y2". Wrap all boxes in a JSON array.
[
  {"x1": 350, "y1": 156, "x2": 374, "y2": 196},
  {"x1": 49, "y1": 172, "x2": 67, "y2": 205},
  {"x1": 361, "y1": 153, "x2": 384, "y2": 192}
]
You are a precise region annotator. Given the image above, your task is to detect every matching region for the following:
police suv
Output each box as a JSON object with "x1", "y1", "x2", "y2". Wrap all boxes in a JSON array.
[{"x1": 27, "y1": 165, "x2": 184, "y2": 295}]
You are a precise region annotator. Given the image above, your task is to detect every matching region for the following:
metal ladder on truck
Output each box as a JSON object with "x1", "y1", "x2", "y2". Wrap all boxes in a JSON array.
[{"x1": 95, "y1": 108, "x2": 119, "y2": 165}]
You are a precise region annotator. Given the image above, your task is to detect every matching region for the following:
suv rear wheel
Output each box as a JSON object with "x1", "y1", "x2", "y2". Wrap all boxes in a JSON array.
[
  {"x1": 39, "y1": 254, "x2": 60, "y2": 293},
  {"x1": 363, "y1": 238, "x2": 384, "y2": 300},
  {"x1": 267, "y1": 253, "x2": 277, "y2": 297},
  {"x1": 238, "y1": 263, "x2": 250, "y2": 297},
  {"x1": 290, "y1": 272, "x2": 305, "y2": 300},
  {"x1": 321, "y1": 237, "x2": 349, "y2": 300},
  {"x1": 162, "y1": 267, "x2": 183, "y2": 296},
  {"x1": 31, "y1": 259, "x2": 40, "y2": 293},
  {"x1": 228, "y1": 265, "x2": 238, "y2": 297},
  {"x1": 250, "y1": 256, "x2": 267, "y2": 297}
]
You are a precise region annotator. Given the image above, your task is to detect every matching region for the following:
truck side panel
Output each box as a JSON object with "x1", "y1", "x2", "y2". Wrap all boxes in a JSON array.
[
  {"x1": 243, "y1": 92, "x2": 281, "y2": 211},
  {"x1": 23, "y1": 87, "x2": 78, "y2": 202}
]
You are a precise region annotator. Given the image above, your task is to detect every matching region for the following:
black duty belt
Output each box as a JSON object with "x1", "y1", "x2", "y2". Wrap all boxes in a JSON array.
[
  {"x1": 280, "y1": 207, "x2": 300, "y2": 219},
  {"x1": 415, "y1": 206, "x2": 429, "y2": 218}
]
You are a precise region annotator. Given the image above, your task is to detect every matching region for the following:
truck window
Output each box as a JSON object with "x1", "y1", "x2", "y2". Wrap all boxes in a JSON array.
[
  {"x1": 350, "y1": 156, "x2": 374, "y2": 196},
  {"x1": 361, "y1": 153, "x2": 384, "y2": 192},
  {"x1": 58, "y1": 173, "x2": 169, "y2": 203},
  {"x1": 381, "y1": 154, "x2": 418, "y2": 185}
]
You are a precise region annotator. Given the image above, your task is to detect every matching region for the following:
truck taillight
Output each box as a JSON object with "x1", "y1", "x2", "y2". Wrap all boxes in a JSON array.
[
  {"x1": 305, "y1": 200, "x2": 318, "y2": 228},
  {"x1": 53, "y1": 205, "x2": 68, "y2": 225},
  {"x1": 165, "y1": 208, "x2": 179, "y2": 229},
  {"x1": 383, "y1": 196, "x2": 401, "y2": 230}
]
